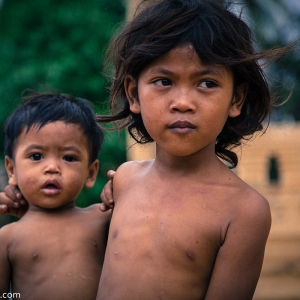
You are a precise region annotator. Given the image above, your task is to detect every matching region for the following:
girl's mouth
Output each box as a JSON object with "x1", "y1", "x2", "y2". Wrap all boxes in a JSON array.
[{"x1": 168, "y1": 120, "x2": 196, "y2": 134}]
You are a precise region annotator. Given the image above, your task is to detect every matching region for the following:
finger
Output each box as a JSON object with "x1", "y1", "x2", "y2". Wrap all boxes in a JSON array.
[
  {"x1": 4, "y1": 185, "x2": 20, "y2": 202},
  {"x1": 100, "y1": 186, "x2": 113, "y2": 207},
  {"x1": 107, "y1": 170, "x2": 116, "y2": 181},
  {"x1": 99, "y1": 203, "x2": 111, "y2": 212},
  {"x1": 104, "y1": 180, "x2": 114, "y2": 205},
  {"x1": 0, "y1": 192, "x2": 20, "y2": 208},
  {"x1": 12, "y1": 186, "x2": 23, "y2": 199},
  {"x1": 3, "y1": 185, "x2": 27, "y2": 205},
  {"x1": 0, "y1": 204, "x2": 8, "y2": 214}
]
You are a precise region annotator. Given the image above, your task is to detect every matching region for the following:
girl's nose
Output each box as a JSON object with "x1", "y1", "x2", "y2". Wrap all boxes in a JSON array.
[{"x1": 169, "y1": 90, "x2": 196, "y2": 113}]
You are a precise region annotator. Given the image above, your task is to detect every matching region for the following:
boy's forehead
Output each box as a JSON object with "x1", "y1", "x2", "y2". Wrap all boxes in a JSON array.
[
  {"x1": 16, "y1": 121, "x2": 86, "y2": 147},
  {"x1": 23, "y1": 121, "x2": 83, "y2": 134}
]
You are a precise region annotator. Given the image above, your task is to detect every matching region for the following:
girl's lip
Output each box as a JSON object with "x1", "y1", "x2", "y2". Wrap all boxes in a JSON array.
[
  {"x1": 168, "y1": 121, "x2": 196, "y2": 134},
  {"x1": 168, "y1": 120, "x2": 196, "y2": 129}
]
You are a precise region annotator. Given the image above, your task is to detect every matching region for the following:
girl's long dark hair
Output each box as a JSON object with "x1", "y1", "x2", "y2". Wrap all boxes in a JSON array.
[{"x1": 96, "y1": 0, "x2": 294, "y2": 168}]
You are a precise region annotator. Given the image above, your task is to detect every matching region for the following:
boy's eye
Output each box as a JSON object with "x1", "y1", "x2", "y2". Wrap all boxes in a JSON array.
[
  {"x1": 30, "y1": 153, "x2": 43, "y2": 161},
  {"x1": 63, "y1": 155, "x2": 78, "y2": 162},
  {"x1": 199, "y1": 81, "x2": 218, "y2": 89},
  {"x1": 154, "y1": 79, "x2": 172, "y2": 86}
]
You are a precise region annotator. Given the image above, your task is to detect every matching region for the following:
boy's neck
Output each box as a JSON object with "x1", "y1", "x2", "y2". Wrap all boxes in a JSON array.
[{"x1": 27, "y1": 201, "x2": 76, "y2": 214}]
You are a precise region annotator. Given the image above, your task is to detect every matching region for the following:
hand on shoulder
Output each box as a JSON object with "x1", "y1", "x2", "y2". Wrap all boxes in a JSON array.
[
  {"x1": 99, "y1": 161, "x2": 148, "y2": 211},
  {"x1": 0, "y1": 185, "x2": 28, "y2": 219}
]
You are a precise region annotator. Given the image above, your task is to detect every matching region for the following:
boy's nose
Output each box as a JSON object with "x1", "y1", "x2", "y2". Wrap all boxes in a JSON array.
[
  {"x1": 169, "y1": 90, "x2": 196, "y2": 113},
  {"x1": 44, "y1": 161, "x2": 61, "y2": 174}
]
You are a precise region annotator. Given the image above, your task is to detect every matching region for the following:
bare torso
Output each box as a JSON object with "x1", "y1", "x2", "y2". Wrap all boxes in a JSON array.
[
  {"x1": 0, "y1": 205, "x2": 110, "y2": 300},
  {"x1": 97, "y1": 159, "x2": 271, "y2": 300}
]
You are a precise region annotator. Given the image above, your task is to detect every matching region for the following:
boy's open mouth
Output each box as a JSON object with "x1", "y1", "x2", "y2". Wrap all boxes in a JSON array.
[{"x1": 41, "y1": 179, "x2": 61, "y2": 194}]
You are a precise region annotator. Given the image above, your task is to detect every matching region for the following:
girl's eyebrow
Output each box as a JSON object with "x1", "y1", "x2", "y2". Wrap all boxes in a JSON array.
[{"x1": 148, "y1": 66, "x2": 224, "y2": 77}]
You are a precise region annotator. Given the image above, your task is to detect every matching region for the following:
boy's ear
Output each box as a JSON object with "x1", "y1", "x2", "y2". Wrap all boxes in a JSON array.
[
  {"x1": 124, "y1": 75, "x2": 141, "y2": 114},
  {"x1": 5, "y1": 156, "x2": 17, "y2": 186},
  {"x1": 229, "y1": 83, "x2": 248, "y2": 118},
  {"x1": 85, "y1": 159, "x2": 99, "y2": 189}
]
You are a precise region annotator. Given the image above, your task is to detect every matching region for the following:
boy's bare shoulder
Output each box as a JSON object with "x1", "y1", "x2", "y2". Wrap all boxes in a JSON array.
[
  {"x1": 79, "y1": 204, "x2": 111, "y2": 223},
  {"x1": 0, "y1": 221, "x2": 18, "y2": 244}
]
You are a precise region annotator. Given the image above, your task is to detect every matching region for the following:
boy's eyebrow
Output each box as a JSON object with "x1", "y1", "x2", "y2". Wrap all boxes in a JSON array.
[{"x1": 24, "y1": 144, "x2": 81, "y2": 153}]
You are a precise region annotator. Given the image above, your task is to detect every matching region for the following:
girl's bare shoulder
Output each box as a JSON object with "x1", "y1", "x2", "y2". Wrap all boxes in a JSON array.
[
  {"x1": 114, "y1": 159, "x2": 153, "y2": 183},
  {"x1": 228, "y1": 175, "x2": 271, "y2": 230}
]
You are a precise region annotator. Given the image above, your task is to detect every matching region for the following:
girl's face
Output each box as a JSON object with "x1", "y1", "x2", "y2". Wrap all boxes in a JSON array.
[{"x1": 125, "y1": 45, "x2": 245, "y2": 158}]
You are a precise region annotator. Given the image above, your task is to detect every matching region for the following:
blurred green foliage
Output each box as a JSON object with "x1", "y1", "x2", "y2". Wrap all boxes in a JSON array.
[{"x1": 0, "y1": 0, "x2": 126, "y2": 208}]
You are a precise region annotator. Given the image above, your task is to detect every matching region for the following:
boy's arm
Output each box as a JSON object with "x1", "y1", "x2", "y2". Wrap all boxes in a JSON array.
[
  {"x1": 204, "y1": 194, "x2": 271, "y2": 300},
  {"x1": 0, "y1": 185, "x2": 28, "y2": 218},
  {"x1": 99, "y1": 170, "x2": 115, "y2": 212},
  {"x1": 0, "y1": 227, "x2": 12, "y2": 294}
]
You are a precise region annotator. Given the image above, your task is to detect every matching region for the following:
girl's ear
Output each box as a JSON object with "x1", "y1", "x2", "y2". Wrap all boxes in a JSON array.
[
  {"x1": 124, "y1": 75, "x2": 141, "y2": 114},
  {"x1": 5, "y1": 156, "x2": 17, "y2": 186},
  {"x1": 229, "y1": 83, "x2": 248, "y2": 118},
  {"x1": 85, "y1": 159, "x2": 99, "y2": 189}
]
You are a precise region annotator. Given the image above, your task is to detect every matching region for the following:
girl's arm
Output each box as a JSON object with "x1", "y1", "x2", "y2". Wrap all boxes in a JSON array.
[
  {"x1": 0, "y1": 185, "x2": 28, "y2": 219},
  {"x1": 204, "y1": 193, "x2": 271, "y2": 300}
]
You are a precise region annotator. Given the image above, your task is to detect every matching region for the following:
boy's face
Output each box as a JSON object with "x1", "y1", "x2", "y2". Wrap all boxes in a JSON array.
[
  {"x1": 125, "y1": 44, "x2": 246, "y2": 157},
  {"x1": 5, "y1": 121, "x2": 98, "y2": 211}
]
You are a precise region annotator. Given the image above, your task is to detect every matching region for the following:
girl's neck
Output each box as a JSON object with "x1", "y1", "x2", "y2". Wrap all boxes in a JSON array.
[{"x1": 153, "y1": 144, "x2": 224, "y2": 179}]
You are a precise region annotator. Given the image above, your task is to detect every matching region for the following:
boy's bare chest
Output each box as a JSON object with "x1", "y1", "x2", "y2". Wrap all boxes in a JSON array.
[{"x1": 8, "y1": 217, "x2": 104, "y2": 266}]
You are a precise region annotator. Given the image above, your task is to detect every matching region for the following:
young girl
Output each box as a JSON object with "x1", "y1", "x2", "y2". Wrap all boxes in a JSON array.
[
  {"x1": 0, "y1": 0, "x2": 293, "y2": 299},
  {"x1": 95, "y1": 0, "x2": 292, "y2": 299}
]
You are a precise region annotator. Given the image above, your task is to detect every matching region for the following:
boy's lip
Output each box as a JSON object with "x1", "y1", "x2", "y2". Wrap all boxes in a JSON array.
[{"x1": 41, "y1": 179, "x2": 61, "y2": 195}]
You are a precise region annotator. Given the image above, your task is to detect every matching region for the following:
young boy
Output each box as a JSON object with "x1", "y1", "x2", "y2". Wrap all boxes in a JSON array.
[
  {"x1": 94, "y1": 0, "x2": 292, "y2": 299},
  {"x1": 0, "y1": 91, "x2": 110, "y2": 300},
  {"x1": 0, "y1": 0, "x2": 293, "y2": 299}
]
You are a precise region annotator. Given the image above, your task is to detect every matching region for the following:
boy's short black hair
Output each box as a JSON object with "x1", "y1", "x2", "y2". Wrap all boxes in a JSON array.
[
  {"x1": 4, "y1": 90, "x2": 103, "y2": 164},
  {"x1": 96, "y1": 0, "x2": 292, "y2": 168}
]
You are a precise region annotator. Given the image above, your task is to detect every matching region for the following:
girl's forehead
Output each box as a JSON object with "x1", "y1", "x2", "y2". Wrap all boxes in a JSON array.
[{"x1": 143, "y1": 44, "x2": 231, "y2": 76}]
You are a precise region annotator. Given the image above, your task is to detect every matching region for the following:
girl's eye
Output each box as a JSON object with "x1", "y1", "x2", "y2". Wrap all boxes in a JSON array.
[
  {"x1": 199, "y1": 81, "x2": 218, "y2": 89},
  {"x1": 30, "y1": 153, "x2": 43, "y2": 161},
  {"x1": 154, "y1": 79, "x2": 172, "y2": 86},
  {"x1": 63, "y1": 155, "x2": 78, "y2": 162}
]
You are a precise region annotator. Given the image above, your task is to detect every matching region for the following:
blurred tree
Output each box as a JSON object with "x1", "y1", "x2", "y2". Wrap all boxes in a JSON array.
[{"x1": 0, "y1": 0, "x2": 126, "y2": 208}]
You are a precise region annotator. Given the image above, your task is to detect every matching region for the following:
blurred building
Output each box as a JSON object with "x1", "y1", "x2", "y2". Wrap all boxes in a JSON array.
[{"x1": 235, "y1": 124, "x2": 300, "y2": 300}]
